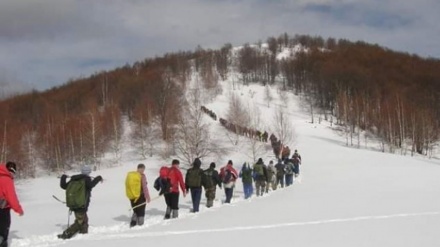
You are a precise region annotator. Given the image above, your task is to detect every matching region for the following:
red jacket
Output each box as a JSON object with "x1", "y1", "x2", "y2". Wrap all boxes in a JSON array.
[
  {"x1": 0, "y1": 165, "x2": 24, "y2": 215},
  {"x1": 168, "y1": 165, "x2": 185, "y2": 194}
]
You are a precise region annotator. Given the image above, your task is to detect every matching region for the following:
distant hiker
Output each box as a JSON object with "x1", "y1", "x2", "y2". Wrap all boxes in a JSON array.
[
  {"x1": 284, "y1": 158, "x2": 295, "y2": 186},
  {"x1": 57, "y1": 165, "x2": 103, "y2": 239},
  {"x1": 219, "y1": 160, "x2": 238, "y2": 203},
  {"x1": 185, "y1": 158, "x2": 204, "y2": 213},
  {"x1": 266, "y1": 160, "x2": 277, "y2": 192},
  {"x1": 239, "y1": 162, "x2": 253, "y2": 199},
  {"x1": 253, "y1": 158, "x2": 268, "y2": 196},
  {"x1": 0, "y1": 162, "x2": 24, "y2": 247},
  {"x1": 125, "y1": 164, "x2": 151, "y2": 227},
  {"x1": 161, "y1": 159, "x2": 186, "y2": 219},
  {"x1": 274, "y1": 159, "x2": 285, "y2": 189},
  {"x1": 292, "y1": 150, "x2": 302, "y2": 177},
  {"x1": 202, "y1": 162, "x2": 221, "y2": 208}
]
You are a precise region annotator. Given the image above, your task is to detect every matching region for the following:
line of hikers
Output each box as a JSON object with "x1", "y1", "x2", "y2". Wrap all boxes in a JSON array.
[{"x1": 0, "y1": 150, "x2": 302, "y2": 243}]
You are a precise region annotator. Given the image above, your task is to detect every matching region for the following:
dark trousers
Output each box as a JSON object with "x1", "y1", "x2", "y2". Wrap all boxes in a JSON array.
[
  {"x1": 276, "y1": 175, "x2": 284, "y2": 188},
  {"x1": 0, "y1": 208, "x2": 11, "y2": 246},
  {"x1": 190, "y1": 187, "x2": 202, "y2": 212},
  {"x1": 285, "y1": 174, "x2": 294, "y2": 186},
  {"x1": 130, "y1": 195, "x2": 146, "y2": 227},
  {"x1": 205, "y1": 187, "x2": 216, "y2": 208},
  {"x1": 224, "y1": 188, "x2": 234, "y2": 203},
  {"x1": 294, "y1": 164, "x2": 300, "y2": 176},
  {"x1": 164, "y1": 192, "x2": 180, "y2": 210}
]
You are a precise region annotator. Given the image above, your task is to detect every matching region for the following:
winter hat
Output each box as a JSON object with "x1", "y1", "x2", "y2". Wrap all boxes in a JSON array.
[
  {"x1": 210, "y1": 162, "x2": 216, "y2": 168},
  {"x1": 257, "y1": 158, "x2": 263, "y2": 164},
  {"x1": 193, "y1": 158, "x2": 202, "y2": 168},
  {"x1": 227, "y1": 160, "x2": 233, "y2": 165},
  {"x1": 81, "y1": 165, "x2": 92, "y2": 175},
  {"x1": 6, "y1": 161, "x2": 16, "y2": 174}
]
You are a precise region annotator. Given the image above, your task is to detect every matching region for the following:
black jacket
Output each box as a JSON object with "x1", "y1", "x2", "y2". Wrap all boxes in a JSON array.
[{"x1": 60, "y1": 174, "x2": 102, "y2": 211}]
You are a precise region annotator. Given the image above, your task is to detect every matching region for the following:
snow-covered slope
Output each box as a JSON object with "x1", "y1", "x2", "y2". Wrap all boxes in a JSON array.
[{"x1": 9, "y1": 79, "x2": 440, "y2": 247}]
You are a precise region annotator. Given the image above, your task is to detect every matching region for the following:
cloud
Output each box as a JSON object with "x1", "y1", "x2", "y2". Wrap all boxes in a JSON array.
[{"x1": 0, "y1": 0, "x2": 439, "y2": 91}]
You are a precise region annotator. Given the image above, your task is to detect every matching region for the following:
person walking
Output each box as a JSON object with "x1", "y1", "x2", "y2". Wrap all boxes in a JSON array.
[
  {"x1": 292, "y1": 150, "x2": 302, "y2": 177},
  {"x1": 0, "y1": 162, "x2": 24, "y2": 247},
  {"x1": 163, "y1": 159, "x2": 186, "y2": 219},
  {"x1": 284, "y1": 158, "x2": 295, "y2": 186},
  {"x1": 185, "y1": 158, "x2": 204, "y2": 213},
  {"x1": 266, "y1": 160, "x2": 277, "y2": 192},
  {"x1": 125, "y1": 164, "x2": 151, "y2": 227},
  {"x1": 57, "y1": 165, "x2": 103, "y2": 239},
  {"x1": 274, "y1": 159, "x2": 285, "y2": 189},
  {"x1": 253, "y1": 158, "x2": 268, "y2": 196},
  {"x1": 202, "y1": 162, "x2": 221, "y2": 208},
  {"x1": 219, "y1": 160, "x2": 238, "y2": 203},
  {"x1": 239, "y1": 162, "x2": 253, "y2": 199}
]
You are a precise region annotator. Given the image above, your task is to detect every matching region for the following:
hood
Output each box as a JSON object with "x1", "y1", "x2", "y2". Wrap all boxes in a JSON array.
[{"x1": 0, "y1": 165, "x2": 12, "y2": 178}]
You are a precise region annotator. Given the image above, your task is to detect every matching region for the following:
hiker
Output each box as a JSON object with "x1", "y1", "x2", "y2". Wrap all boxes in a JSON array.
[
  {"x1": 253, "y1": 158, "x2": 268, "y2": 196},
  {"x1": 185, "y1": 158, "x2": 204, "y2": 213},
  {"x1": 239, "y1": 162, "x2": 253, "y2": 199},
  {"x1": 219, "y1": 160, "x2": 238, "y2": 203},
  {"x1": 162, "y1": 159, "x2": 186, "y2": 219},
  {"x1": 57, "y1": 165, "x2": 103, "y2": 239},
  {"x1": 125, "y1": 164, "x2": 151, "y2": 227},
  {"x1": 274, "y1": 159, "x2": 285, "y2": 189},
  {"x1": 266, "y1": 160, "x2": 277, "y2": 192},
  {"x1": 202, "y1": 162, "x2": 221, "y2": 208},
  {"x1": 284, "y1": 158, "x2": 295, "y2": 186},
  {"x1": 0, "y1": 162, "x2": 24, "y2": 247},
  {"x1": 292, "y1": 150, "x2": 302, "y2": 177}
]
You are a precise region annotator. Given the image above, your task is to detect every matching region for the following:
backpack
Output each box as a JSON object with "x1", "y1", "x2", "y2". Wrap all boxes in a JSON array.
[
  {"x1": 186, "y1": 168, "x2": 202, "y2": 187},
  {"x1": 202, "y1": 169, "x2": 215, "y2": 188},
  {"x1": 66, "y1": 178, "x2": 87, "y2": 210},
  {"x1": 157, "y1": 166, "x2": 171, "y2": 194},
  {"x1": 285, "y1": 162, "x2": 294, "y2": 175},
  {"x1": 125, "y1": 171, "x2": 141, "y2": 201},
  {"x1": 254, "y1": 163, "x2": 264, "y2": 177},
  {"x1": 222, "y1": 169, "x2": 232, "y2": 184},
  {"x1": 241, "y1": 168, "x2": 253, "y2": 183}
]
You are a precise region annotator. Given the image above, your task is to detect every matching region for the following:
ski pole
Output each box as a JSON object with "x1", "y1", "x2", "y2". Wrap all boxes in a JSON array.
[
  {"x1": 52, "y1": 195, "x2": 66, "y2": 204},
  {"x1": 129, "y1": 195, "x2": 161, "y2": 211},
  {"x1": 67, "y1": 210, "x2": 72, "y2": 228}
]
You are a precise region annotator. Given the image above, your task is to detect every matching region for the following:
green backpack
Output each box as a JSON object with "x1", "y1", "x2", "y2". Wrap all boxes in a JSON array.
[
  {"x1": 202, "y1": 169, "x2": 215, "y2": 188},
  {"x1": 66, "y1": 179, "x2": 87, "y2": 210},
  {"x1": 186, "y1": 168, "x2": 202, "y2": 187},
  {"x1": 254, "y1": 163, "x2": 264, "y2": 177}
]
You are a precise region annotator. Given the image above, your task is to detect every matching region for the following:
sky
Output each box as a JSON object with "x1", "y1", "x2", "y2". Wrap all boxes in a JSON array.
[{"x1": 0, "y1": 0, "x2": 439, "y2": 91}]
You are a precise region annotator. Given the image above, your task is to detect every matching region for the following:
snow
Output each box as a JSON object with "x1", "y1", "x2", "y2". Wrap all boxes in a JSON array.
[{"x1": 8, "y1": 77, "x2": 440, "y2": 247}]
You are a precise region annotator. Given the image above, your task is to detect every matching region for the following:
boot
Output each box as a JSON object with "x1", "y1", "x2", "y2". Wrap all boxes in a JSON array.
[
  {"x1": 130, "y1": 213, "x2": 137, "y2": 227},
  {"x1": 137, "y1": 216, "x2": 144, "y2": 226},
  {"x1": 171, "y1": 209, "x2": 179, "y2": 219},
  {"x1": 0, "y1": 236, "x2": 6, "y2": 247},
  {"x1": 164, "y1": 207, "x2": 171, "y2": 220}
]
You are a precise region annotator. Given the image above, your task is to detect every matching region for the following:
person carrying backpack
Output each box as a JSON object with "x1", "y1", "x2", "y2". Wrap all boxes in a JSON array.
[
  {"x1": 219, "y1": 160, "x2": 238, "y2": 203},
  {"x1": 0, "y1": 162, "x2": 24, "y2": 247},
  {"x1": 162, "y1": 159, "x2": 186, "y2": 219},
  {"x1": 125, "y1": 164, "x2": 151, "y2": 227},
  {"x1": 57, "y1": 165, "x2": 103, "y2": 239},
  {"x1": 292, "y1": 150, "x2": 302, "y2": 177},
  {"x1": 185, "y1": 158, "x2": 204, "y2": 213},
  {"x1": 253, "y1": 158, "x2": 268, "y2": 196},
  {"x1": 202, "y1": 162, "x2": 221, "y2": 208},
  {"x1": 284, "y1": 158, "x2": 295, "y2": 186},
  {"x1": 239, "y1": 162, "x2": 253, "y2": 199},
  {"x1": 266, "y1": 160, "x2": 277, "y2": 192},
  {"x1": 274, "y1": 159, "x2": 285, "y2": 189}
]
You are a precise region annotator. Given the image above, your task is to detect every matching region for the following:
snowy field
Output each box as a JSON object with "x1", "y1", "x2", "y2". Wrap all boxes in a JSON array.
[{"x1": 8, "y1": 78, "x2": 440, "y2": 247}]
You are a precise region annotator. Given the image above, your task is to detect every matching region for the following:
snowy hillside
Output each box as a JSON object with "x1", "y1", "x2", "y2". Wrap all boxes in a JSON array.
[{"x1": 9, "y1": 76, "x2": 440, "y2": 247}]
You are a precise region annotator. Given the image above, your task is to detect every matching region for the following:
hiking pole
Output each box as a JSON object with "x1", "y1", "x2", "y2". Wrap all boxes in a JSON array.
[
  {"x1": 129, "y1": 195, "x2": 162, "y2": 211},
  {"x1": 67, "y1": 210, "x2": 72, "y2": 228}
]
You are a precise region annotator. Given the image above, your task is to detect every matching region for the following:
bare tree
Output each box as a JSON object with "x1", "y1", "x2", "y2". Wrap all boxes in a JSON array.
[
  {"x1": 20, "y1": 129, "x2": 38, "y2": 177},
  {"x1": 225, "y1": 93, "x2": 249, "y2": 146},
  {"x1": 264, "y1": 85, "x2": 274, "y2": 107},
  {"x1": 245, "y1": 103, "x2": 266, "y2": 162},
  {"x1": 272, "y1": 106, "x2": 296, "y2": 157},
  {"x1": 175, "y1": 86, "x2": 217, "y2": 166}
]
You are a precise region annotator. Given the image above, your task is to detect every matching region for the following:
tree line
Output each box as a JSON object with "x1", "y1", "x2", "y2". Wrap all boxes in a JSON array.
[{"x1": 0, "y1": 33, "x2": 439, "y2": 177}]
